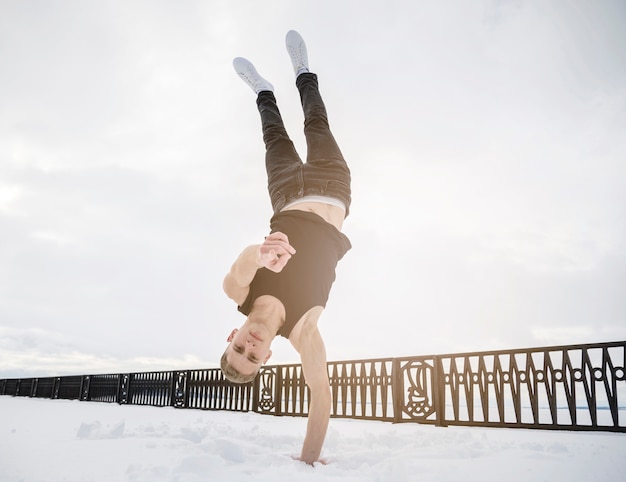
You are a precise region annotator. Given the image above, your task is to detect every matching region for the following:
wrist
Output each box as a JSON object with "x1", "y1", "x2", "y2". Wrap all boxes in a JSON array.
[{"x1": 255, "y1": 246, "x2": 264, "y2": 268}]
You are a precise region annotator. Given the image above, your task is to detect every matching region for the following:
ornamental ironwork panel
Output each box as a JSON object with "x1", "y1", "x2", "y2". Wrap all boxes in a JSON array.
[
  {"x1": 186, "y1": 368, "x2": 253, "y2": 411},
  {"x1": 86, "y1": 374, "x2": 119, "y2": 403},
  {"x1": 34, "y1": 378, "x2": 55, "y2": 399},
  {"x1": 394, "y1": 357, "x2": 439, "y2": 423},
  {"x1": 256, "y1": 364, "x2": 308, "y2": 417},
  {"x1": 128, "y1": 372, "x2": 172, "y2": 406},
  {"x1": 280, "y1": 364, "x2": 308, "y2": 417},
  {"x1": 186, "y1": 369, "x2": 213, "y2": 409},
  {"x1": 256, "y1": 366, "x2": 278, "y2": 415},
  {"x1": 328, "y1": 359, "x2": 395, "y2": 421},
  {"x1": 437, "y1": 341, "x2": 626, "y2": 431},
  {"x1": 118, "y1": 374, "x2": 130, "y2": 404},
  {"x1": 80, "y1": 376, "x2": 91, "y2": 401},
  {"x1": 57, "y1": 376, "x2": 82, "y2": 400},
  {"x1": 6, "y1": 379, "x2": 18, "y2": 396},
  {"x1": 16, "y1": 378, "x2": 33, "y2": 397},
  {"x1": 172, "y1": 371, "x2": 188, "y2": 408}
]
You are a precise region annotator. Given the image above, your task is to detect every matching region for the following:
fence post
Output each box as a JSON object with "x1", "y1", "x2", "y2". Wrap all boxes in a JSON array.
[
  {"x1": 118, "y1": 374, "x2": 130, "y2": 404},
  {"x1": 170, "y1": 371, "x2": 178, "y2": 407},
  {"x1": 433, "y1": 356, "x2": 447, "y2": 427},
  {"x1": 184, "y1": 370, "x2": 191, "y2": 408},
  {"x1": 52, "y1": 378, "x2": 60, "y2": 399},
  {"x1": 274, "y1": 366, "x2": 283, "y2": 416},
  {"x1": 252, "y1": 372, "x2": 260, "y2": 413},
  {"x1": 172, "y1": 371, "x2": 188, "y2": 408},
  {"x1": 80, "y1": 376, "x2": 91, "y2": 401},
  {"x1": 392, "y1": 358, "x2": 403, "y2": 423}
]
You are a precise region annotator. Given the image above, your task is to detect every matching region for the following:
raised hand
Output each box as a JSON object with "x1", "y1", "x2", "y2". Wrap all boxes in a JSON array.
[{"x1": 258, "y1": 231, "x2": 296, "y2": 273}]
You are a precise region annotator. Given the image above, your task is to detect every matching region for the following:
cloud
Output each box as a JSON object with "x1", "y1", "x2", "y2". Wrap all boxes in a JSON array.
[
  {"x1": 0, "y1": 326, "x2": 76, "y2": 353},
  {"x1": 1, "y1": 0, "x2": 625, "y2": 377}
]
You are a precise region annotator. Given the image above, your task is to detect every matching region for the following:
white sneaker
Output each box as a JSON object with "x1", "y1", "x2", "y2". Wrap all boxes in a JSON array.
[
  {"x1": 285, "y1": 30, "x2": 309, "y2": 77},
  {"x1": 232, "y1": 57, "x2": 274, "y2": 94}
]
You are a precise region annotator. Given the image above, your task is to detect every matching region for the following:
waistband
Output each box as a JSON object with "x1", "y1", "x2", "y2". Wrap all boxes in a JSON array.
[{"x1": 283, "y1": 195, "x2": 346, "y2": 212}]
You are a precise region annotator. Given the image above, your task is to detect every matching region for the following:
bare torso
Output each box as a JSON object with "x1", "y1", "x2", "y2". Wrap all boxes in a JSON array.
[{"x1": 281, "y1": 201, "x2": 345, "y2": 231}]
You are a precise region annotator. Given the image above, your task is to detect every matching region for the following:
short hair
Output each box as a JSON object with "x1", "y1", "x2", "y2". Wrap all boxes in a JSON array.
[{"x1": 220, "y1": 351, "x2": 257, "y2": 384}]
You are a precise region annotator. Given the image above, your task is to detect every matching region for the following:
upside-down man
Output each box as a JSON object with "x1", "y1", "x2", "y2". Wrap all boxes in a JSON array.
[{"x1": 221, "y1": 30, "x2": 352, "y2": 465}]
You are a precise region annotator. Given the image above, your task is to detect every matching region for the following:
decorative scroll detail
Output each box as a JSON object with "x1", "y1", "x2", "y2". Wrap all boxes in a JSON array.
[
  {"x1": 118, "y1": 374, "x2": 130, "y2": 404},
  {"x1": 172, "y1": 371, "x2": 187, "y2": 408},
  {"x1": 53, "y1": 377, "x2": 61, "y2": 399},
  {"x1": 257, "y1": 367, "x2": 276, "y2": 413},
  {"x1": 80, "y1": 376, "x2": 90, "y2": 401},
  {"x1": 399, "y1": 359, "x2": 436, "y2": 421}
]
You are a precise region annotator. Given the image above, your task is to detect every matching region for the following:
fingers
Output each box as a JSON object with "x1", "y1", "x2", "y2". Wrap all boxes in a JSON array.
[
  {"x1": 259, "y1": 243, "x2": 293, "y2": 260},
  {"x1": 264, "y1": 232, "x2": 296, "y2": 255},
  {"x1": 267, "y1": 253, "x2": 291, "y2": 273},
  {"x1": 259, "y1": 247, "x2": 292, "y2": 273},
  {"x1": 259, "y1": 231, "x2": 295, "y2": 273}
]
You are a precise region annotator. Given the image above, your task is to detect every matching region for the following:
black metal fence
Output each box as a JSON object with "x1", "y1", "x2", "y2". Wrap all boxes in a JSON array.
[{"x1": 2, "y1": 340, "x2": 625, "y2": 433}]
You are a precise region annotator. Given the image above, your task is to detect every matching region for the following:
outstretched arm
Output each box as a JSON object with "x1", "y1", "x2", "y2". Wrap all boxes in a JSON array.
[
  {"x1": 222, "y1": 244, "x2": 262, "y2": 305},
  {"x1": 223, "y1": 232, "x2": 296, "y2": 305},
  {"x1": 290, "y1": 313, "x2": 331, "y2": 465}
]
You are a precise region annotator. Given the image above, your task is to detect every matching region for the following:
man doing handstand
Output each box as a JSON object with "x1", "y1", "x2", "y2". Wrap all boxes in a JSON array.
[{"x1": 221, "y1": 30, "x2": 351, "y2": 465}]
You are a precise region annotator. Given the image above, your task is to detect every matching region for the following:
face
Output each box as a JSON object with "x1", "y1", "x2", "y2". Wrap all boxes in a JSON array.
[{"x1": 225, "y1": 326, "x2": 273, "y2": 376}]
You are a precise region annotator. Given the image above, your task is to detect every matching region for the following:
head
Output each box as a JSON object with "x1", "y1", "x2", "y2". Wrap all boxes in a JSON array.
[{"x1": 220, "y1": 326, "x2": 273, "y2": 384}]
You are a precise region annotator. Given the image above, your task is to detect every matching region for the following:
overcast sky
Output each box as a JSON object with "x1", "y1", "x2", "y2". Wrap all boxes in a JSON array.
[{"x1": 1, "y1": 0, "x2": 625, "y2": 378}]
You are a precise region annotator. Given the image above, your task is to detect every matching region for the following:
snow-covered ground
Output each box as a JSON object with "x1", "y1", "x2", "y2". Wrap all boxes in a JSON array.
[{"x1": 1, "y1": 396, "x2": 624, "y2": 482}]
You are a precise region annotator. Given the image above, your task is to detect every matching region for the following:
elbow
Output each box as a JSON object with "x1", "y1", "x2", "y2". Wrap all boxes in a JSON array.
[
  {"x1": 222, "y1": 275, "x2": 240, "y2": 303},
  {"x1": 222, "y1": 276, "x2": 232, "y2": 299}
]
